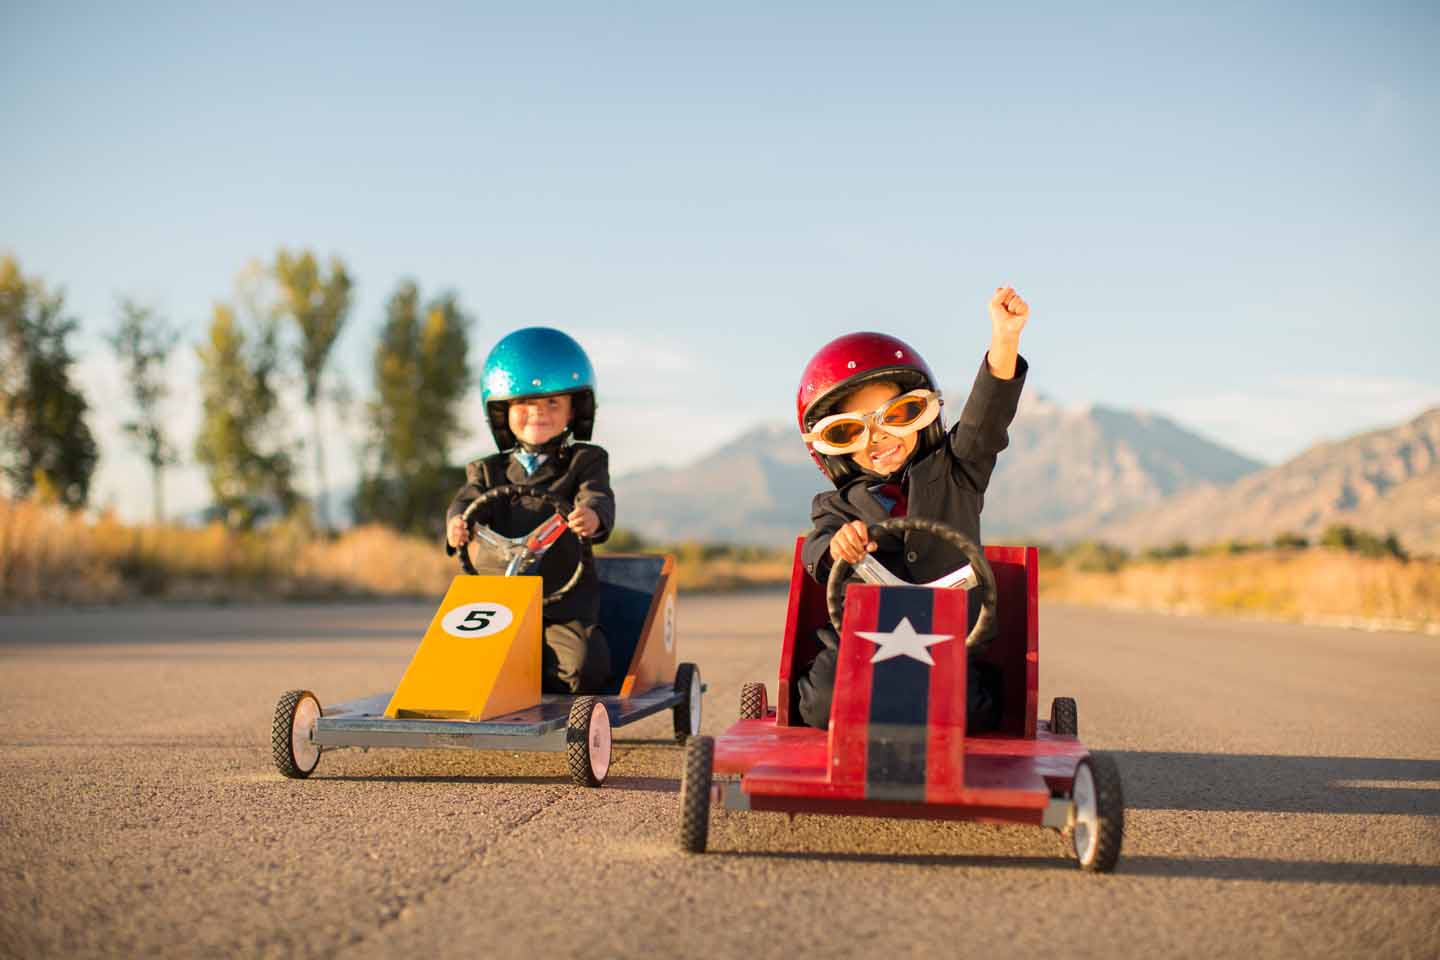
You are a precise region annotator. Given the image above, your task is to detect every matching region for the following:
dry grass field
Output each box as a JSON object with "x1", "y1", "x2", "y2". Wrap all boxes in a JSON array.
[
  {"x1": 0, "y1": 499, "x2": 790, "y2": 607},
  {"x1": 3, "y1": 498, "x2": 1437, "y2": 632},
  {"x1": 1042, "y1": 549, "x2": 1440, "y2": 632}
]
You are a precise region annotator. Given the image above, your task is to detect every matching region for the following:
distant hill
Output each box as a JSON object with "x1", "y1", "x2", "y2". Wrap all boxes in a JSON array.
[
  {"x1": 1102, "y1": 408, "x2": 1440, "y2": 554},
  {"x1": 613, "y1": 393, "x2": 1264, "y2": 547},
  {"x1": 612, "y1": 423, "x2": 819, "y2": 546},
  {"x1": 983, "y1": 392, "x2": 1264, "y2": 542}
]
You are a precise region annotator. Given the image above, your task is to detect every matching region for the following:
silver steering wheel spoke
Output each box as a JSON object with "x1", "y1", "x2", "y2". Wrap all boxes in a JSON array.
[{"x1": 456, "y1": 484, "x2": 587, "y2": 607}]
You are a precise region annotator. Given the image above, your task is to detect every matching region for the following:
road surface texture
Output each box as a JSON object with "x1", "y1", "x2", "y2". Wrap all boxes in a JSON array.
[{"x1": 1, "y1": 595, "x2": 1437, "y2": 959}]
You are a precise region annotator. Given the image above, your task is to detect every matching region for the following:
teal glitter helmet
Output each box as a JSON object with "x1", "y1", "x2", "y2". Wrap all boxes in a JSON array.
[{"x1": 480, "y1": 327, "x2": 598, "y2": 450}]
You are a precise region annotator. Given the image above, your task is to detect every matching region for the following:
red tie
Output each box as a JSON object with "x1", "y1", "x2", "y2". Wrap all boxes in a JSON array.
[{"x1": 878, "y1": 482, "x2": 908, "y2": 517}]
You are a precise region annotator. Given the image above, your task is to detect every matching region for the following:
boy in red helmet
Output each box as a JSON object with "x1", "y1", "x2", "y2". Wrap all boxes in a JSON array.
[{"x1": 795, "y1": 287, "x2": 1030, "y2": 731}]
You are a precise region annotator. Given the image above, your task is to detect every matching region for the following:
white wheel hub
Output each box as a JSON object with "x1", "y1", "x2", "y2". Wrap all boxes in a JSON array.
[
  {"x1": 688, "y1": 669, "x2": 703, "y2": 735},
  {"x1": 1072, "y1": 761, "x2": 1099, "y2": 865},
  {"x1": 588, "y1": 701, "x2": 611, "y2": 783},
  {"x1": 291, "y1": 695, "x2": 321, "y2": 774}
]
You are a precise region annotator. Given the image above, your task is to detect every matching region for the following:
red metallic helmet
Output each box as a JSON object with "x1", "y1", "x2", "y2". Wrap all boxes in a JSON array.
[{"x1": 796, "y1": 332, "x2": 944, "y2": 486}]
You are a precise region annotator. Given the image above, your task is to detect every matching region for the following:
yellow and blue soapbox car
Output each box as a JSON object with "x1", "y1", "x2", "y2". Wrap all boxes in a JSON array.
[{"x1": 270, "y1": 486, "x2": 702, "y2": 787}]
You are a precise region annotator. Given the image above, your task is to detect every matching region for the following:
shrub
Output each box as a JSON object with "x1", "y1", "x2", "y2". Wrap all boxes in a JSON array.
[
  {"x1": 1064, "y1": 540, "x2": 1129, "y2": 573},
  {"x1": 1273, "y1": 531, "x2": 1310, "y2": 550},
  {"x1": 598, "y1": 528, "x2": 651, "y2": 553},
  {"x1": 1319, "y1": 524, "x2": 1407, "y2": 561},
  {"x1": 1143, "y1": 540, "x2": 1192, "y2": 562}
]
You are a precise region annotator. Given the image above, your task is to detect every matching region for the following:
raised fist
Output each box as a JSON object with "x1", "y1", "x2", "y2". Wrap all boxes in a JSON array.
[{"x1": 988, "y1": 286, "x2": 1029, "y2": 340}]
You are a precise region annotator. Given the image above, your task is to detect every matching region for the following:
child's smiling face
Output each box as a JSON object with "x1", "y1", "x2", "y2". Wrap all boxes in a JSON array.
[
  {"x1": 839, "y1": 381, "x2": 917, "y2": 476},
  {"x1": 508, "y1": 394, "x2": 573, "y2": 446}
]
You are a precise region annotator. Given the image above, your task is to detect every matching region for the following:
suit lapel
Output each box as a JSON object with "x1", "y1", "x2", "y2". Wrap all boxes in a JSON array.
[
  {"x1": 505, "y1": 452, "x2": 564, "y2": 487},
  {"x1": 843, "y1": 482, "x2": 892, "y2": 525}
]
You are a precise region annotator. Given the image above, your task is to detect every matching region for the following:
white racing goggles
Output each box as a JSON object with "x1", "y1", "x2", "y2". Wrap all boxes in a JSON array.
[{"x1": 802, "y1": 389, "x2": 943, "y2": 455}]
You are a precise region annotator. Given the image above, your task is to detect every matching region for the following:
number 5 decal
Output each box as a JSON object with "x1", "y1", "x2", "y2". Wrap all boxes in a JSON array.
[
  {"x1": 442, "y1": 602, "x2": 515, "y2": 639},
  {"x1": 457, "y1": 609, "x2": 497, "y2": 631}
]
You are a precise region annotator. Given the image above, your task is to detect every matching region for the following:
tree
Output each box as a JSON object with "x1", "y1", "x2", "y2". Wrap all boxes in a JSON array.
[
  {"x1": 354, "y1": 281, "x2": 471, "y2": 534},
  {"x1": 193, "y1": 301, "x2": 296, "y2": 528},
  {"x1": 0, "y1": 255, "x2": 98, "y2": 506},
  {"x1": 273, "y1": 250, "x2": 352, "y2": 530},
  {"x1": 107, "y1": 299, "x2": 179, "y2": 523}
]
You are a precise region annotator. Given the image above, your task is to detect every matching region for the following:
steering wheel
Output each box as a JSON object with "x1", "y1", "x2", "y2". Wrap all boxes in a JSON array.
[
  {"x1": 456, "y1": 484, "x2": 585, "y2": 606},
  {"x1": 826, "y1": 517, "x2": 998, "y2": 651}
]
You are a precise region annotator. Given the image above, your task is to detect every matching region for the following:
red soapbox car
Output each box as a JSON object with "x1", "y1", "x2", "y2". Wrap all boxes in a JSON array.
[{"x1": 676, "y1": 517, "x2": 1124, "y2": 872}]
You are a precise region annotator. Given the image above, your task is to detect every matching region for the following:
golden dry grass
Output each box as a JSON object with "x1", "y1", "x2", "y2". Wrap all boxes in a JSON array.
[
  {"x1": 1041, "y1": 549, "x2": 1440, "y2": 631},
  {"x1": 0, "y1": 498, "x2": 786, "y2": 608},
  {"x1": 670, "y1": 556, "x2": 792, "y2": 592},
  {"x1": 6, "y1": 498, "x2": 1438, "y2": 632},
  {"x1": 0, "y1": 498, "x2": 454, "y2": 606}
]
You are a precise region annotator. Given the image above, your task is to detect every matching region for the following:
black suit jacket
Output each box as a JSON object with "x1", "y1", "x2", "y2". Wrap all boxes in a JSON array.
[
  {"x1": 445, "y1": 442, "x2": 615, "y2": 625},
  {"x1": 801, "y1": 353, "x2": 1027, "y2": 585}
]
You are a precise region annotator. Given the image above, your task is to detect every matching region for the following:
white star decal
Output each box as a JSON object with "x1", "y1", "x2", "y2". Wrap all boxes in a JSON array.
[{"x1": 854, "y1": 617, "x2": 954, "y2": 666}]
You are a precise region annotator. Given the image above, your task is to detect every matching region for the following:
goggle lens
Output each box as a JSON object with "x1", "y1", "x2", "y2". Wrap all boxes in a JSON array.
[
  {"x1": 882, "y1": 395, "x2": 929, "y2": 428},
  {"x1": 819, "y1": 419, "x2": 867, "y2": 448}
]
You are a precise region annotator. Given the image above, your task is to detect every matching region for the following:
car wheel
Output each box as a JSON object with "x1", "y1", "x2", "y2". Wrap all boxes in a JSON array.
[
  {"x1": 679, "y1": 735, "x2": 714, "y2": 853},
  {"x1": 671, "y1": 662, "x2": 702, "y2": 743},
  {"x1": 1050, "y1": 696, "x2": 1078, "y2": 736},
  {"x1": 272, "y1": 689, "x2": 322, "y2": 779},
  {"x1": 566, "y1": 696, "x2": 612, "y2": 787},
  {"x1": 1071, "y1": 753, "x2": 1124, "y2": 872},
  {"x1": 739, "y1": 682, "x2": 768, "y2": 721}
]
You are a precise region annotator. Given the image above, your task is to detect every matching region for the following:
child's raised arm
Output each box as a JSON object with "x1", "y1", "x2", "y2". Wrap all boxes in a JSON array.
[
  {"x1": 946, "y1": 286, "x2": 1030, "y2": 495},
  {"x1": 986, "y1": 286, "x2": 1029, "y2": 381}
]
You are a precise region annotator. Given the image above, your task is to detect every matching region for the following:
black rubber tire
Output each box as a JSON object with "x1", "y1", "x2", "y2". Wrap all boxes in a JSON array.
[
  {"x1": 1076, "y1": 752, "x2": 1124, "y2": 873},
  {"x1": 739, "y1": 682, "x2": 768, "y2": 721},
  {"x1": 271, "y1": 689, "x2": 322, "y2": 779},
  {"x1": 1050, "y1": 696, "x2": 1079, "y2": 736},
  {"x1": 671, "y1": 662, "x2": 701, "y2": 743},
  {"x1": 566, "y1": 696, "x2": 609, "y2": 787},
  {"x1": 678, "y1": 735, "x2": 714, "y2": 853}
]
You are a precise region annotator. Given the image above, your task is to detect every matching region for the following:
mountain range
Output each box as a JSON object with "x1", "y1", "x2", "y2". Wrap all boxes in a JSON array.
[
  {"x1": 1101, "y1": 407, "x2": 1440, "y2": 553},
  {"x1": 612, "y1": 396, "x2": 1440, "y2": 554}
]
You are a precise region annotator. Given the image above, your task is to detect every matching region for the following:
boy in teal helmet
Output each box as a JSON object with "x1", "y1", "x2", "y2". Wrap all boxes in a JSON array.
[{"x1": 445, "y1": 327, "x2": 614, "y2": 693}]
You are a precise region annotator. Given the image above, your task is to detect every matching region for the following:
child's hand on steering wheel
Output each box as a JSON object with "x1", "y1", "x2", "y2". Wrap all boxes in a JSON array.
[
  {"x1": 829, "y1": 519, "x2": 877, "y2": 565},
  {"x1": 447, "y1": 515, "x2": 470, "y2": 549},
  {"x1": 567, "y1": 504, "x2": 600, "y2": 539}
]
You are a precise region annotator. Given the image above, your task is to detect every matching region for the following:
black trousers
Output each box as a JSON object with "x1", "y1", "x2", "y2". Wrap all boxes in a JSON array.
[
  {"x1": 796, "y1": 634, "x2": 1002, "y2": 732},
  {"x1": 542, "y1": 620, "x2": 612, "y2": 694}
]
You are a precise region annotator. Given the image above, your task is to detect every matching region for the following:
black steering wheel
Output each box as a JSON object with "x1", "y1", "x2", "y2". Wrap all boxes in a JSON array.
[
  {"x1": 826, "y1": 517, "x2": 998, "y2": 651},
  {"x1": 457, "y1": 484, "x2": 585, "y2": 606}
]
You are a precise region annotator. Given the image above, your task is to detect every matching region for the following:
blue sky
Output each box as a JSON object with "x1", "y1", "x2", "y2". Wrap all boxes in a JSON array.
[{"x1": 3, "y1": 3, "x2": 1438, "y2": 520}]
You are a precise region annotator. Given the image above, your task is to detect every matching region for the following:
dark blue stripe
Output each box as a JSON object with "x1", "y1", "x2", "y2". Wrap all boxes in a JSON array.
[{"x1": 865, "y1": 587, "x2": 933, "y2": 801}]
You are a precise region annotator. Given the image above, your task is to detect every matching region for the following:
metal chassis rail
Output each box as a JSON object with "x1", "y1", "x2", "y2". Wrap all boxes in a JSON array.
[{"x1": 312, "y1": 684, "x2": 686, "y2": 753}]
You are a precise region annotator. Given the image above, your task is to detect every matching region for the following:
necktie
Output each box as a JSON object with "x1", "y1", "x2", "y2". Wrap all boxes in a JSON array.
[
  {"x1": 515, "y1": 451, "x2": 544, "y2": 475},
  {"x1": 877, "y1": 482, "x2": 908, "y2": 517}
]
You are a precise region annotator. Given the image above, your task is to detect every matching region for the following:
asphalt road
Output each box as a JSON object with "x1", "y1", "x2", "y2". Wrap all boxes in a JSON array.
[{"x1": 1, "y1": 596, "x2": 1437, "y2": 959}]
